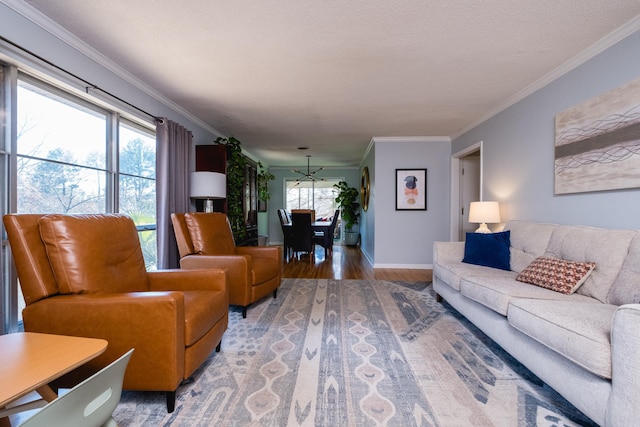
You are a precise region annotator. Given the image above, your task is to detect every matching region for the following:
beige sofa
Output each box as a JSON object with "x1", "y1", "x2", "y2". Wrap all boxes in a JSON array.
[{"x1": 433, "y1": 220, "x2": 640, "y2": 426}]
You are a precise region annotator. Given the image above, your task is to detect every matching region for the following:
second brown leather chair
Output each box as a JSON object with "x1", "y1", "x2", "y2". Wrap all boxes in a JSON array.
[{"x1": 172, "y1": 212, "x2": 282, "y2": 318}]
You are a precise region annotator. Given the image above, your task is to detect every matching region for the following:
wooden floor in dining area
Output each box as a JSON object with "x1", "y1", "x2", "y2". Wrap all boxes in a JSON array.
[{"x1": 282, "y1": 243, "x2": 433, "y2": 282}]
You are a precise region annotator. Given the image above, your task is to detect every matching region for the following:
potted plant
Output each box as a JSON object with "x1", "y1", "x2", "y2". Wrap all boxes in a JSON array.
[
  {"x1": 257, "y1": 161, "x2": 275, "y2": 212},
  {"x1": 215, "y1": 136, "x2": 246, "y2": 241},
  {"x1": 334, "y1": 180, "x2": 360, "y2": 246}
]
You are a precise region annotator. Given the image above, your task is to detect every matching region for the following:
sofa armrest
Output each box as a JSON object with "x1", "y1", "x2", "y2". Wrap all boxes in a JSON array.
[
  {"x1": 433, "y1": 241, "x2": 465, "y2": 265},
  {"x1": 22, "y1": 292, "x2": 186, "y2": 390},
  {"x1": 607, "y1": 303, "x2": 640, "y2": 426},
  {"x1": 148, "y1": 268, "x2": 227, "y2": 293},
  {"x1": 236, "y1": 246, "x2": 282, "y2": 261}
]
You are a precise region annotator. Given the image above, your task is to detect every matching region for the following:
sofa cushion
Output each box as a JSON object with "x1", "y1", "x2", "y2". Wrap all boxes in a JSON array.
[
  {"x1": 460, "y1": 275, "x2": 599, "y2": 316},
  {"x1": 462, "y1": 231, "x2": 510, "y2": 271},
  {"x1": 608, "y1": 231, "x2": 640, "y2": 305},
  {"x1": 508, "y1": 299, "x2": 616, "y2": 379},
  {"x1": 545, "y1": 225, "x2": 635, "y2": 303},
  {"x1": 516, "y1": 256, "x2": 596, "y2": 295},
  {"x1": 39, "y1": 214, "x2": 149, "y2": 294},
  {"x1": 434, "y1": 262, "x2": 474, "y2": 292},
  {"x1": 434, "y1": 259, "x2": 511, "y2": 292},
  {"x1": 504, "y1": 220, "x2": 557, "y2": 273}
]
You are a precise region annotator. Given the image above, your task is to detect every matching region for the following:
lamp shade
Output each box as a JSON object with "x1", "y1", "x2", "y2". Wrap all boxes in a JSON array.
[
  {"x1": 190, "y1": 172, "x2": 226, "y2": 199},
  {"x1": 469, "y1": 201, "x2": 501, "y2": 224}
]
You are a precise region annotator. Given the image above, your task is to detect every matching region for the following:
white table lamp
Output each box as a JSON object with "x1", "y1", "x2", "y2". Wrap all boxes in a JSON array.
[
  {"x1": 469, "y1": 201, "x2": 501, "y2": 233},
  {"x1": 190, "y1": 171, "x2": 226, "y2": 212}
]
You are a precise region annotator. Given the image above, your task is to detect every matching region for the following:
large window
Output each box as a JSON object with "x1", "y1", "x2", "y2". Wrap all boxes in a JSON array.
[
  {"x1": 118, "y1": 121, "x2": 157, "y2": 269},
  {"x1": 16, "y1": 77, "x2": 156, "y2": 265},
  {"x1": 17, "y1": 79, "x2": 108, "y2": 214},
  {"x1": 2, "y1": 71, "x2": 156, "y2": 332},
  {"x1": 285, "y1": 179, "x2": 340, "y2": 220}
]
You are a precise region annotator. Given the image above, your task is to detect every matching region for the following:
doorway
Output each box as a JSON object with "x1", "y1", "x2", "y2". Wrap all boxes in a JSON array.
[
  {"x1": 459, "y1": 152, "x2": 480, "y2": 240},
  {"x1": 450, "y1": 142, "x2": 482, "y2": 241}
]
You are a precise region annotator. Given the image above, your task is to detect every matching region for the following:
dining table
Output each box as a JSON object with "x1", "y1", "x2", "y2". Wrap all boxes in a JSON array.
[
  {"x1": 283, "y1": 220, "x2": 332, "y2": 232},
  {"x1": 0, "y1": 332, "x2": 108, "y2": 425}
]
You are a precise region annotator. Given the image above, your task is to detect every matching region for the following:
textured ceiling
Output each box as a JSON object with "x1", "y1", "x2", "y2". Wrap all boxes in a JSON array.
[{"x1": 19, "y1": 0, "x2": 640, "y2": 167}]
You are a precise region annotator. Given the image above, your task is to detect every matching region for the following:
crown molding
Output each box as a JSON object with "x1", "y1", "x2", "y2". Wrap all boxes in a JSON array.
[
  {"x1": 360, "y1": 138, "x2": 375, "y2": 166},
  {"x1": 0, "y1": 0, "x2": 224, "y2": 137},
  {"x1": 371, "y1": 136, "x2": 451, "y2": 143},
  {"x1": 452, "y1": 15, "x2": 640, "y2": 140}
]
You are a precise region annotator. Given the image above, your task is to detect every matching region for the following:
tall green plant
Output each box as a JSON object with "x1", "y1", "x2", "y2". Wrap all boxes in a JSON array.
[
  {"x1": 215, "y1": 136, "x2": 246, "y2": 240},
  {"x1": 334, "y1": 181, "x2": 360, "y2": 232}
]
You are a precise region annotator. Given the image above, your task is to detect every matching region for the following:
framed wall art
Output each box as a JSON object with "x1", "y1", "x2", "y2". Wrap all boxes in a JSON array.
[
  {"x1": 555, "y1": 75, "x2": 640, "y2": 194},
  {"x1": 396, "y1": 169, "x2": 427, "y2": 210}
]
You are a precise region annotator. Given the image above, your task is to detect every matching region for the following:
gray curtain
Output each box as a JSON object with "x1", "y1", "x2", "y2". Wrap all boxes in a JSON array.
[{"x1": 156, "y1": 118, "x2": 192, "y2": 269}]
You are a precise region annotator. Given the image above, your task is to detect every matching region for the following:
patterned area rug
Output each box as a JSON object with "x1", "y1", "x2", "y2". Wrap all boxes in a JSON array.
[{"x1": 113, "y1": 279, "x2": 597, "y2": 426}]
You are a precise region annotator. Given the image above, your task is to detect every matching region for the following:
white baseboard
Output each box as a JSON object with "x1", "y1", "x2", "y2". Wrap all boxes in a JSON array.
[{"x1": 373, "y1": 263, "x2": 433, "y2": 269}]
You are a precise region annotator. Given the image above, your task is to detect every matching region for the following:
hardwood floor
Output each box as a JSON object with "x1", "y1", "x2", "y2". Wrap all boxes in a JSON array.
[{"x1": 281, "y1": 243, "x2": 433, "y2": 282}]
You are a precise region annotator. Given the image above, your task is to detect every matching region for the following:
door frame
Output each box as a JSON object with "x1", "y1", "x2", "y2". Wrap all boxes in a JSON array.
[{"x1": 450, "y1": 141, "x2": 483, "y2": 241}]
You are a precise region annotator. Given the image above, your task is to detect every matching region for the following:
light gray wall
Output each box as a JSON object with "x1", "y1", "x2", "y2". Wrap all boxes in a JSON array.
[
  {"x1": 360, "y1": 143, "x2": 375, "y2": 266},
  {"x1": 453, "y1": 29, "x2": 640, "y2": 230},
  {"x1": 265, "y1": 166, "x2": 360, "y2": 245},
  {"x1": 373, "y1": 137, "x2": 451, "y2": 268}
]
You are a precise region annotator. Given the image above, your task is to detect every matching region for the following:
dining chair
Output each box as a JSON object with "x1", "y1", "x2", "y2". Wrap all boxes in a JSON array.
[
  {"x1": 19, "y1": 349, "x2": 134, "y2": 427},
  {"x1": 313, "y1": 209, "x2": 340, "y2": 257},
  {"x1": 277, "y1": 209, "x2": 294, "y2": 260},
  {"x1": 290, "y1": 212, "x2": 315, "y2": 261},
  {"x1": 291, "y1": 209, "x2": 315, "y2": 222}
]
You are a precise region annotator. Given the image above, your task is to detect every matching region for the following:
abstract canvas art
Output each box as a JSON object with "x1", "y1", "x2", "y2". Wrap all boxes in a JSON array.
[{"x1": 555, "y1": 76, "x2": 640, "y2": 194}]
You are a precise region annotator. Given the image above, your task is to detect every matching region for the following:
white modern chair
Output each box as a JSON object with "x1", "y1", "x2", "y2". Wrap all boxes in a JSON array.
[{"x1": 19, "y1": 349, "x2": 134, "y2": 427}]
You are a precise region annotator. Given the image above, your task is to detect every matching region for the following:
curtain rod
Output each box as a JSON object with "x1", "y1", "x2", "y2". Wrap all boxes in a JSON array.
[{"x1": 0, "y1": 35, "x2": 162, "y2": 123}]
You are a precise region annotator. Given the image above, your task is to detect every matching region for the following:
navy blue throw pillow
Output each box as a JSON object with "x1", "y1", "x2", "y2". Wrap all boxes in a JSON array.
[{"x1": 462, "y1": 230, "x2": 511, "y2": 271}]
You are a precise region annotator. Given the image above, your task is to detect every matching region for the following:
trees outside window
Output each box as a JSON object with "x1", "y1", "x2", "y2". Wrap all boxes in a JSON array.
[
  {"x1": 285, "y1": 179, "x2": 340, "y2": 220},
  {"x1": 16, "y1": 79, "x2": 156, "y2": 268},
  {"x1": 17, "y1": 78, "x2": 107, "y2": 214},
  {"x1": 118, "y1": 123, "x2": 157, "y2": 269}
]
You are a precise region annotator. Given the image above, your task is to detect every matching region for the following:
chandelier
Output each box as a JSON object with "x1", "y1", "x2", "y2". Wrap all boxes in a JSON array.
[{"x1": 291, "y1": 155, "x2": 324, "y2": 184}]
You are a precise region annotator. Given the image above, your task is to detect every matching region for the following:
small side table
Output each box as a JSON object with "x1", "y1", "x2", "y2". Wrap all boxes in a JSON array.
[{"x1": 0, "y1": 332, "x2": 108, "y2": 425}]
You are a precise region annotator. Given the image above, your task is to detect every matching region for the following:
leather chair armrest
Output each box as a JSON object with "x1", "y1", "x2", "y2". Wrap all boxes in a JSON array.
[
  {"x1": 22, "y1": 293, "x2": 187, "y2": 390},
  {"x1": 180, "y1": 255, "x2": 252, "y2": 304},
  {"x1": 148, "y1": 269, "x2": 227, "y2": 293},
  {"x1": 180, "y1": 255, "x2": 251, "y2": 281},
  {"x1": 236, "y1": 246, "x2": 282, "y2": 261}
]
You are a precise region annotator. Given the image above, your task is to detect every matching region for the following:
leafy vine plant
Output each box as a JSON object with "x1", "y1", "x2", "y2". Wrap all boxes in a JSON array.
[
  {"x1": 257, "y1": 161, "x2": 275, "y2": 202},
  {"x1": 215, "y1": 136, "x2": 246, "y2": 241}
]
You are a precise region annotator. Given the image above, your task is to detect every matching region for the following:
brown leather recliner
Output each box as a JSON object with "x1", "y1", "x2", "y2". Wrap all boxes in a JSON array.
[
  {"x1": 3, "y1": 213, "x2": 229, "y2": 413},
  {"x1": 171, "y1": 212, "x2": 282, "y2": 318}
]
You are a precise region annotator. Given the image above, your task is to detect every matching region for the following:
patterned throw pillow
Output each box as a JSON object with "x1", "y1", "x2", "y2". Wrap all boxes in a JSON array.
[{"x1": 516, "y1": 256, "x2": 596, "y2": 294}]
